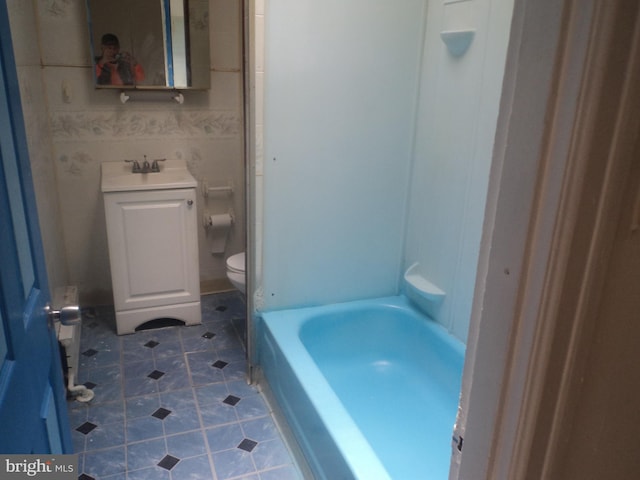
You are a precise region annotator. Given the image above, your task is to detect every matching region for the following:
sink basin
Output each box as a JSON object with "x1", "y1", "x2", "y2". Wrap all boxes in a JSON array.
[{"x1": 101, "y1": 159, "x2": 197, "y2": 193}]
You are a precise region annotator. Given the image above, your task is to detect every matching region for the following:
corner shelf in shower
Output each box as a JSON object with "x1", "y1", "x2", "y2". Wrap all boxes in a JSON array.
[
  {"x1": 440, "y1": 29, "x2": 476, "y2": 57},
  {"x1": 403, "y1": 262, "x2": 446, "y2": 319}
]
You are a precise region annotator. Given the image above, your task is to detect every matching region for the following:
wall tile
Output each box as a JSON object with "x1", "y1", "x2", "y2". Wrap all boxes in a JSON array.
[
  {"x1": 255, "y1": 72, "x2": 264, "y2": 126},
  {"x1": 8, "y1": 0, "x2": 70, "y2": 292},
  {"x1": 36, "y1": 0, "x2": 91, "y2": 66},
  {"x1": 211, "y1": 31, "x2": 242, "y2": 71},
  {"x1": 209, "y1": 71, "x2": 243, "y2": 111},
  {"x1": 210, "y1": 0, "x2": 242, "y2": 71},
  {"x1": 6, "y1": 0, "x2": 40, "y2": 66},
  {"x1": 255, "y1": 123, "x2": 263, "y2": 175},
  {"x1": 49, "y1": 110, "x2": 241, "y2": 141},
  {"x1": 255, "y1": 14, "x2": 264, "y2": 73}
]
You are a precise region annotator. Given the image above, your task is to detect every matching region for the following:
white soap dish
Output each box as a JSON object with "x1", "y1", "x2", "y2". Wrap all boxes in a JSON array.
[
  {"x1": 440, "y1": 29, "x2": 475, "y2": 57},
  {"x1": 403, "y1": 262, "x2": 446, "y2": 319}
]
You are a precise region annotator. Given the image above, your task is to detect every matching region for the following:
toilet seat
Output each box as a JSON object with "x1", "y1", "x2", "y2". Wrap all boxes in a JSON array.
[
  {"x1": 226, "y1": 253, "x2": 245, "y2": 274},
  {"x1": 226, "y1": 252, "x2": 246, "y2": 294}
]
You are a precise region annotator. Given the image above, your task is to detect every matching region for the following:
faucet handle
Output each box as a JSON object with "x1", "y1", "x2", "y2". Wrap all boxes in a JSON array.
[
  {"x1": 151, "y1": 158, "x2": 166, "y2": 172},
  {"x1": 124, "y1": 159, "x2": 141, "y2": 173}
]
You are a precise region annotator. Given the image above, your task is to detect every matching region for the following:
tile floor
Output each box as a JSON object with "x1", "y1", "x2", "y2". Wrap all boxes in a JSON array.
[{"x1": 67, "y1": 291, "x2": 302, "y2": 480}]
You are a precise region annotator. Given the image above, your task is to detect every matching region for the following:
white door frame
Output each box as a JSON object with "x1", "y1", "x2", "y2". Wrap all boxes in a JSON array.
[{"x1": 454, "y1": 0, "x2": 639, "y2": 478}]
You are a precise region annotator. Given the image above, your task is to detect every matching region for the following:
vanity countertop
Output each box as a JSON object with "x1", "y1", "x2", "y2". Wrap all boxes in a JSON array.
[{"x1": 101, "y1": 159, "x2": 197, "y2": 193}]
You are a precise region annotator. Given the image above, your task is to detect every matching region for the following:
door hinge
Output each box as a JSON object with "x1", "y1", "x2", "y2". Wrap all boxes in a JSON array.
[{"x1": 452, "y1": 434, "x2": 464, "y2": 452}]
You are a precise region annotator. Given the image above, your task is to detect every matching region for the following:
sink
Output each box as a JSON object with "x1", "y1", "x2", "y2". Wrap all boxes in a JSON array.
[{"x1": 101, "y1": 159, "x2": 197, "y2": 193}]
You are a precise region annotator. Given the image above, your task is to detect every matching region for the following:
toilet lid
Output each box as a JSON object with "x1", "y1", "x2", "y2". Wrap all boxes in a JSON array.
[{"x1": 226, "y1": 253, "x2": 245, "y2": 273}]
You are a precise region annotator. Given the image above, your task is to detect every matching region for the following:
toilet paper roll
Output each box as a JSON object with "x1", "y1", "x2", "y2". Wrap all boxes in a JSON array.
[{"x1": 208, "y1": 213, "x2": 233, "y2": 254}]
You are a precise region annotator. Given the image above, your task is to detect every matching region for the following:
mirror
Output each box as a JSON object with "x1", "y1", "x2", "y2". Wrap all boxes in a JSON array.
[{"x1": 86, "y1": 0, "x2": 210, "y2": 90}]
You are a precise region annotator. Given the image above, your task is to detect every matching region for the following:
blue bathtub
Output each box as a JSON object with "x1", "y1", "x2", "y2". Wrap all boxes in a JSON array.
[{"x1": 259, "y1": 295, "x2": 465, "y2": 479}]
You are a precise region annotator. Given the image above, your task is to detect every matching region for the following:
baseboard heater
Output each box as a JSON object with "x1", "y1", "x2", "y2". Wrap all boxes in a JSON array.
[{"x1": 53, "y1": 286, "x2": 94, "y2": 403}]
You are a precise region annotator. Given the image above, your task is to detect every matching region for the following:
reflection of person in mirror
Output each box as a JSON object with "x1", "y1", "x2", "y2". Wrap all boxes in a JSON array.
[{"x1": 95, "y1": 33, "x2": 144, "y2": 85}]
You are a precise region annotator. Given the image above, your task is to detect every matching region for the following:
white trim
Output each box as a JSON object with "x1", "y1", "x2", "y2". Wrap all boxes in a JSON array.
[
  {"x1": 455, "y1": 0, "x2": 640, "y2": 478},
  {"x1": 243, "y1": 0, "x2": 258, "y2": 378},
  {"x1": 453, "y1": 0, "x2": 569, "y2": 476},
  {"x1": 489, "y1": 1, "x2": 598, "y2": 478}
]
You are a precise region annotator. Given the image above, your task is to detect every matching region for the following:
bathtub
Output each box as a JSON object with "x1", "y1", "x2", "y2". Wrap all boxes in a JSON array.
[{"x1": 258, "y1": 295, "x2": 465, "y2": 480}]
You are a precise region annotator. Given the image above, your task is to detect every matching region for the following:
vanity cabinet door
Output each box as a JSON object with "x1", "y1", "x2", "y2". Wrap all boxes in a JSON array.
[{"x1": 104, "y1": 188, "x2": 199, "y2": 311}]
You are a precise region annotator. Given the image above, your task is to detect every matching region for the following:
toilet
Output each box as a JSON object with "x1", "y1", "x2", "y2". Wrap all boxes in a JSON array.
[{"x1": 225, "y1": 252, "x2": 246, "y2": 294}]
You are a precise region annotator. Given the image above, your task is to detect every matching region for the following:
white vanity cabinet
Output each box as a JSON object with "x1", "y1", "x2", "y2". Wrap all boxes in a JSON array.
[{"x1": 101, "y1": 160, "x2": 201, "y2": 334}]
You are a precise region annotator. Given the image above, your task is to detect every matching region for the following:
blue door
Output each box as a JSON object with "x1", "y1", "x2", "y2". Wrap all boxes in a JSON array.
[{"x1": 0, "y1": 2, "x2": 72, "y2": 453}]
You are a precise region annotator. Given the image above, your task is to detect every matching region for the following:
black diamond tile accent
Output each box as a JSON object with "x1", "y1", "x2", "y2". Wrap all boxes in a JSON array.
[
  {"x1": 212, "y1": 360, "x2": 228, "y2": 369},
  {"x1": 152, "y1": 407, "x2": 172, "y2": 420},
  {"x1": 79, "y1": 474, "x2": 95, "y2": 480},
  {"x1": 82, "y1": 349, "x2": 98, "y2": 357},
  {"x1": 76, "y1": 422, "x2": 97, "y2": 435},
  {"x1": 238, "y1": 438, "x2": 258, "y2": 452},
  {"x1": 223, "y1": 395, "x2": 241, "y2": 406},
  {"x1": 158, "y1": 455, "x2": 180, "y2": 471},
  {"x1": 215, "y1": 305, "x2": 227, "y2": 312},
  {"x1": 144, "y1": 340, "x2": 159, "y2": 349},
  {"x1": 148, "y1": 370, "x2": 165, "y2": 380},
  {"x1": 202, "y1": 331, "x2": 216, "y2": 339},
  {"x1": 83, "y1": 382, "x2": 97, "y2": 390}
]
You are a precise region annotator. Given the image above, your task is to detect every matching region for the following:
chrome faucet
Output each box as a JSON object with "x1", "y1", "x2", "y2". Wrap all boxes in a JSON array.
[
  {"x1": 151, "y1": 158, "x2": 166, "y2": 172},
  {"x1": 141, "y1": 157, "x2": 151, "y2": 173},
  {"x1": 125, "y1": 156, "x2": 165, "y2": 173},
  {"x1": 124, "y1": 159, "x2": 142, "y2": 173}
]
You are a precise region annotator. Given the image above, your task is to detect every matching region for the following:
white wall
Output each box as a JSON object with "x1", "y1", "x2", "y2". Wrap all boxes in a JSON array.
[
  {"x1": 261, "y1": 0, "x2": 427, "y2": 310},
  {"x1": 259, "y1": 0, "x2": 513, "y2": 344},
  {"x1": 404, "y1": 0, "x2": 514, "y2": 342}
]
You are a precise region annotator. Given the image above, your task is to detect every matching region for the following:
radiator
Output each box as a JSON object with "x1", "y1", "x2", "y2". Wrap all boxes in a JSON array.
[{"x1": 53, "y1": 286, "x2": 94, "y2": 402}]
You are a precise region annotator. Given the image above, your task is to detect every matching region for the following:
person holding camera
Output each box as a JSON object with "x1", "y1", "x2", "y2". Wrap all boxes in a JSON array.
[{"x1": 95, "y1": 33, "x2": 145, "y2": 86}]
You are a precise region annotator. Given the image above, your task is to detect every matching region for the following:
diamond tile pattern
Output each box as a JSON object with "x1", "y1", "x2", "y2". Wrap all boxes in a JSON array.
[
  {"x1": 213, "y1": 360, "x2": 229, "y2": 369},
  {"x1": 147, "y1": 369, "x2": 165, "y2": 380},
  {"x1": 223, "y1": 395, "x2": 241, "y2": 406},
  {"x1": 238, "y1": 438, "x2": 258, "y2": 452},
  {"x1": 152, "y1": 407, "x2": 172, "y2": 420},
  {"x1": 70, "y1": 292, "x2": 302, "y2": 480},
  {"x1": 76, "y1": 422, "x2": 97, "y2": 435},
  {"x1": 158, "y1": 454, "x2": 180, "y2": 470}
]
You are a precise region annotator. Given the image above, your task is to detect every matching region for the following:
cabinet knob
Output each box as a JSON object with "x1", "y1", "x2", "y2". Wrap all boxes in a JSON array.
[{"x1": 187, "y1": 200, "x2": 194, "y2": 206}]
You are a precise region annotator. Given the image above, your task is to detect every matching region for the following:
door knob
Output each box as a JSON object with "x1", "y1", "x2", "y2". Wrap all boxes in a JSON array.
[{"x1": 46, "y1": 285, "x2": 81, "y2": 326}]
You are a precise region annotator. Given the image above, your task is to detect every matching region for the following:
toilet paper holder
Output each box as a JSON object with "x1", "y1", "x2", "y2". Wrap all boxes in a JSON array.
[
  {"x1": 204, "y1": 211, "x2": 234, "y2": 255},
  {"x1": 202, "y1": 179, "x2": 234, "y2": 197},
  {"x1": 203, "y1": 210, "x2": 234, "y2": 228}
]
